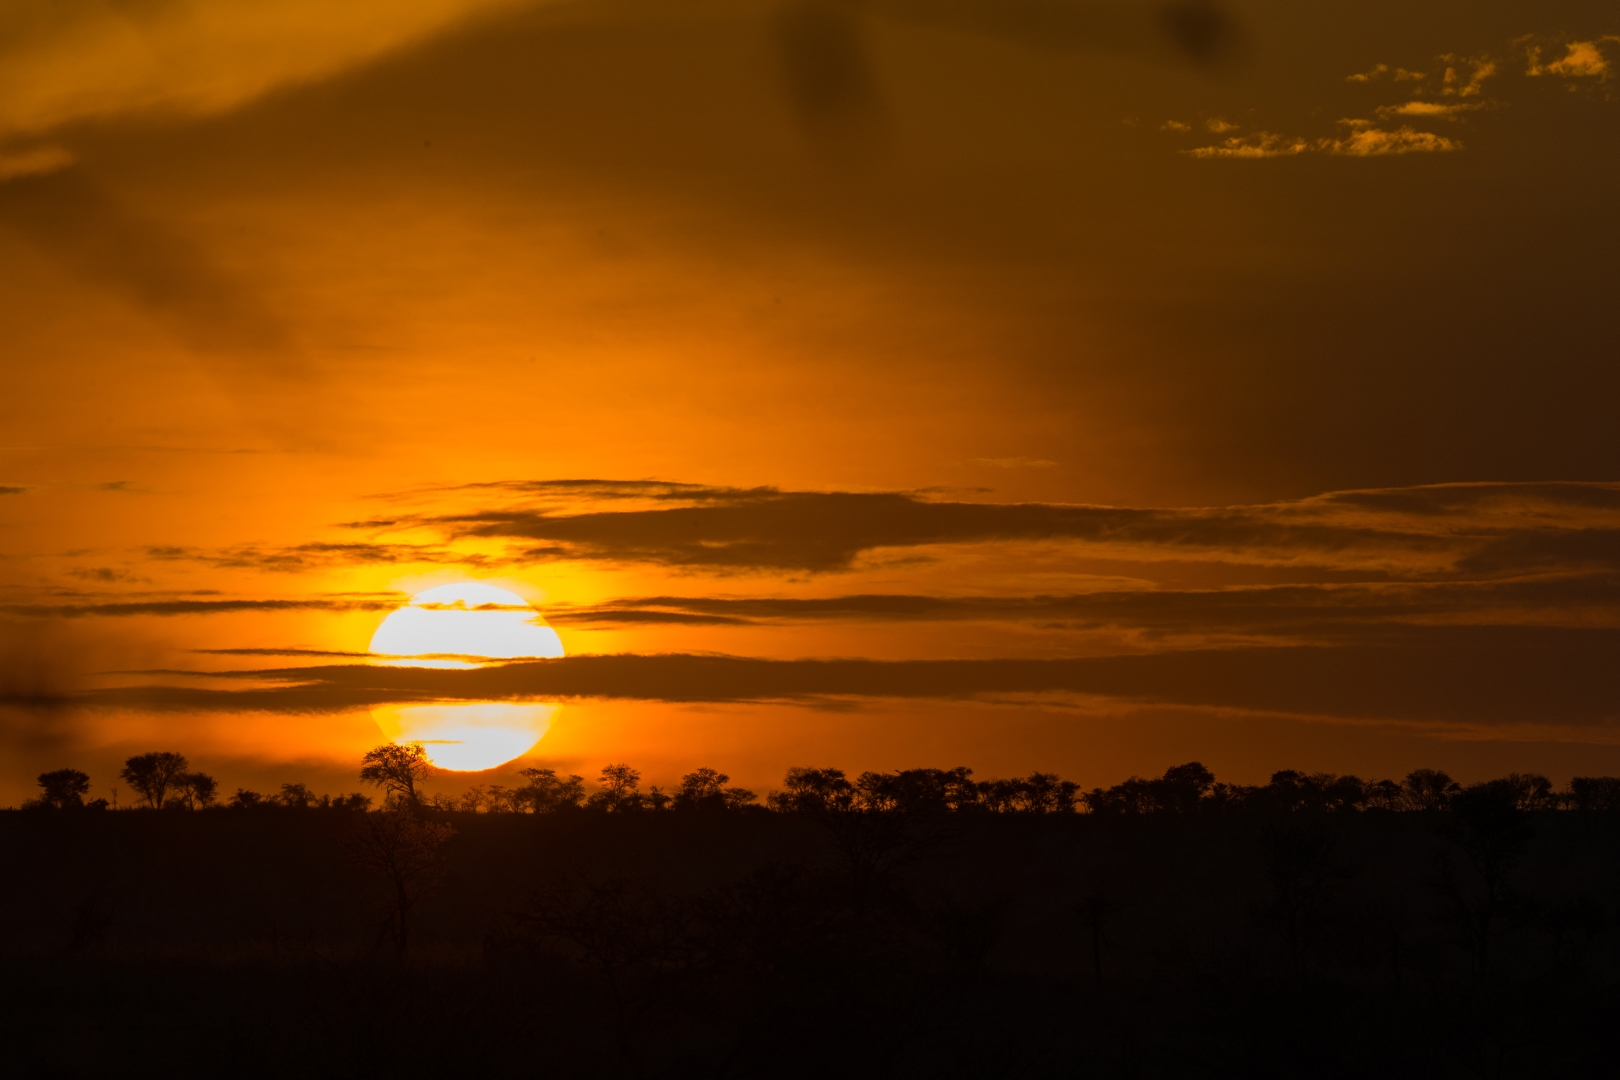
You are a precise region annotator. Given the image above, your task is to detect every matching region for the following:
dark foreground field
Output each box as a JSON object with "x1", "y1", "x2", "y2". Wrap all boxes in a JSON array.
[{"x1": 4, "y1": 804, "x2": 1618, "y2": 1079}]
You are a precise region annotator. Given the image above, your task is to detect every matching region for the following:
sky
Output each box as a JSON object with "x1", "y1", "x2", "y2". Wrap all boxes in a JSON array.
[{"x1": 2, "y1": 0, "x2": 1618, "y2": 805}]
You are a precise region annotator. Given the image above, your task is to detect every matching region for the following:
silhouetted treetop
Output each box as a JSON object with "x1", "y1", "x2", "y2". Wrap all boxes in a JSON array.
[
  {"x1": 359, "y1": 742, "x2": 434, "y2": 808},
  {"x1": 28, "y1": 769, "x2": 91, "y2": 810},
  {"x1": 120, "y1": 752, "x2": 189, "y2": 809}
]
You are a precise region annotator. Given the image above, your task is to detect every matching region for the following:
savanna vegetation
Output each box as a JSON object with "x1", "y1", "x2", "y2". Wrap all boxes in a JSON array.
[{"x1": 4, "y1": 749, "x2": 1620, "y2": 1078}]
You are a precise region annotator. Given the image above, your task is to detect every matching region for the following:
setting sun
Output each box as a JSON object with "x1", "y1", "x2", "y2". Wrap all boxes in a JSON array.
[
  {"x1": 368, "y1": 583, "x2": 564, "y2": 771},
  {"x1": 367, "y1": 582, "x2": 564, "y2": 665}
]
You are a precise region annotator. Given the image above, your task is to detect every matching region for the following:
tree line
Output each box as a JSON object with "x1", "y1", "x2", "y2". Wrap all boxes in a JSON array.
[{"x1": 21, "y1": 747, "x2": 1620, "y2": 815}]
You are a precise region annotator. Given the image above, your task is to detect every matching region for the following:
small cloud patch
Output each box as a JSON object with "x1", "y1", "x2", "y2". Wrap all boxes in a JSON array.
[
  {"x1": 1527, "y1": 39, "x2": 1615, "y2": 79},
  {"x1": 1376, "y1": 101, "x2": 1481, "y2": 120},
  {"x1": 1323, "y1": 121, "x2": 1461, "y2": 156}
]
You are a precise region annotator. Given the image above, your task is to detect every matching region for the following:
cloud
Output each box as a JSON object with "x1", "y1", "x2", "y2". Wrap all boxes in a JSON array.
[
  {"x1": 0, "y1": 145, "x2": 73, "y2": 182},
  {"x1": 48, "y1": 626, "x2": 1620, "y2": 729},
  {"x1": 146, "y1": 541, "x2": 482, "y2": 572},
  {"x1": 0, "y1": 0, "x2": 529, "y2": 143},
  {"x1": 65, "y1": 568, "x2": 141, "y2": 584},
  {"x1": 433, "y1": 483, "x2": 1452, "y2": 571},
  {"x1": 1527, "y1": 40, "x2": 1614, "y2": 79},
  {"x1": 1321, "y1": 121, "x2": 1461, "y2": 156},
  {"x1": 0, "y1": 486, "x2": 24, "y2": 496},
  {"x1": 1184, "y1": 132, "x2": 1310, "y2": 159},
  {"x1": 1375, "y1": 101, "x2": 1480, "y2": 120},
  {"x1": 552, "y1": 575, "x2": 1620, "y2": 638},
  {"x1": 1347, "y1": 64, "x2": 1425, "y2": 83},
  {"x1": 195, "y1": 648, "x2": 373, "y2": 658},
  {"x1": 1187, "y1": 121, "x2": 1460, "y2": 158},
  {"x1": 1, "y1": 596, "x2": 399, "y2": 618},
  {"x1": 397, "y1": 478, "x2": 1620, "y2": 575},
  {"x1": 1439, "y1": 55, "x2": 1496, "y2": 97}
]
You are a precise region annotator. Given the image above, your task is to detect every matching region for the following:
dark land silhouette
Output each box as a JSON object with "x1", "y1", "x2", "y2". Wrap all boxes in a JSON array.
[{"x1": 4, "y1": 753, "x2": 1620, "y2": 1078}]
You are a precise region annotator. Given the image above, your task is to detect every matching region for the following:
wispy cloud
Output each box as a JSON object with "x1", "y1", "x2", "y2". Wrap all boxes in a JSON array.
[
  {"x1": 0, "y1": 0, "x2": 530, "y2": 144},
  {"x1": 1, "y1": 596, "x2": 400, "y2": 619},
  {"x1": 1183, "y1": 132, "x2": 1311, "y2": 159},
  {"x1": 1181, "y1": 33, "x2": 1618, "y2": 162},
  {"x1": 1182, "y1": 121, "x2": 1460, "y2": 159},
  {"x1": 1375, "y1": 101, "x2": 1481, "y2": 120},
  {"x1": 1322, "y1": 121, "x2": 1461, "y2": 156},
  {"x1": 0, "y1": 145, "x2": 73, "y2": 183},
  {"x1": 393, "y1": 479, "x2": 1620, "y2": 575},
  {"x1": 1438, "y1": 55, "x2": 1496, "y2": 97},
  {"x1": 42, "y1": 626, "x2": 1620, "y2": 730},
  {"x1": 146, "y1": 541, "x2": 484, "y2": 573}
]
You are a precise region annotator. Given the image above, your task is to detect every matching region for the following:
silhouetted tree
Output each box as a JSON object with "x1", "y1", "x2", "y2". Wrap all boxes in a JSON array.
[
  {"x1": 29, "y1": 768, "x2": 90, "y2": 810},
  {"x1": 359, "y1": 742, "x2": 434, "y2": 809},
  {"x1": 768, "y1": 766, "x2": 855, "y2": 812},
  {"x1": 1569, "y1": 776, "x2": 1620, "y2": 812},
  {"x1": 1364, "y1": 778, "x2": 1406, "y2": 811},
  {"x1": 517, "y1": 767, "x2": 587, "y2": 813},
  {"x1": 855, "y1": 767, "x2": 978, "y2": 813},
  {"x1": 1085, "y1": 762, "x2": 1214, "y2": 814},
  {"x1": 1501, "y1": 772, "x2": 1558, "y2": 811},
  {"x1": 228, "y1": 788, "x2": 264, "y2": 808},
  {"x1": 346, "y1": 810, "x2": 456, "y2": 956},
  {"x1": 980, "y1": 772, "x2": 1080, "y2": 813},
  {"x1": 276, "y1": 782, "x2": 315, "y2": 809},
  {"x1": 673, "y1": 767, "x2": 757, "y2": 811},
  {"x1": 120, "y1": 752, "x2": 189, "y2": 809},
  {"x1": 586, "y1": 764, "x2": 644, "y2": 812},
  {"x1": 1402, "y1": 768, "x2": 1459, "y2": 811},
  {"x1": 172, "y1": 772, "x2": 218, "y2": 809}
]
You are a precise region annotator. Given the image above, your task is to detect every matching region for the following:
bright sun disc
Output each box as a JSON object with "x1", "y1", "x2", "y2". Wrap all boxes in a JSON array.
[{"x1": 367, "y1": 583, "x2": 563, "y2": 771}]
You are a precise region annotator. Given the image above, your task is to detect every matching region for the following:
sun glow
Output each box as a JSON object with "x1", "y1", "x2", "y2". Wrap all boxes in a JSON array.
[
  {"x1": 368, "y1": 582, "x2": 564, "y2": 666},
  {"x1": 367, "y1": 583, "x2": 563, "y2": 772}
]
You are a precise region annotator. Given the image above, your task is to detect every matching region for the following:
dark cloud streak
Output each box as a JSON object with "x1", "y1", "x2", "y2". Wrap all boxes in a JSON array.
[{"x1": 48, "y1": 626, "x2": 1620, "y2": 727}]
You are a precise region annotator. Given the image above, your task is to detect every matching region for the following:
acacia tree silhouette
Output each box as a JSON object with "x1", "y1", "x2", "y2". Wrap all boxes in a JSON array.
[
  {"x1": 119, "y1": 752, "x2": 189, "y2": 809},
  {"x1": 359, "y1": 743, "x2": 434, "y2": 809},
  {"x1": 674, "y1": 767, "x2": 756, "y2": 811},
  {"x1": 516, "y1": 767, "x2": 587, "y2": 813},
  {"x1": 586, "y1": 764, "x2": 644, "y2": 812},
  {"x1": 30, "y1": 769, "x2": 91, "y2": 810},
  {"x1": 173, "y1": 772, "x2": 218, "y2": 809}
]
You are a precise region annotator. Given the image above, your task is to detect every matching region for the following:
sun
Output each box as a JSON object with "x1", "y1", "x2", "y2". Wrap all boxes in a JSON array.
[
  {"x1": 368, "y1": 582, "x2": 563, "y2": 665},
  {"x1": 367, "y1": 583, "x2": 563, "y2": 772}
]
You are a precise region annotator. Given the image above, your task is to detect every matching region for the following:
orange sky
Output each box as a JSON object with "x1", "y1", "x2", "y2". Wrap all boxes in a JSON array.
[{"x1": 3, "y1": 0, "x2": 1619, "y2": 805}]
